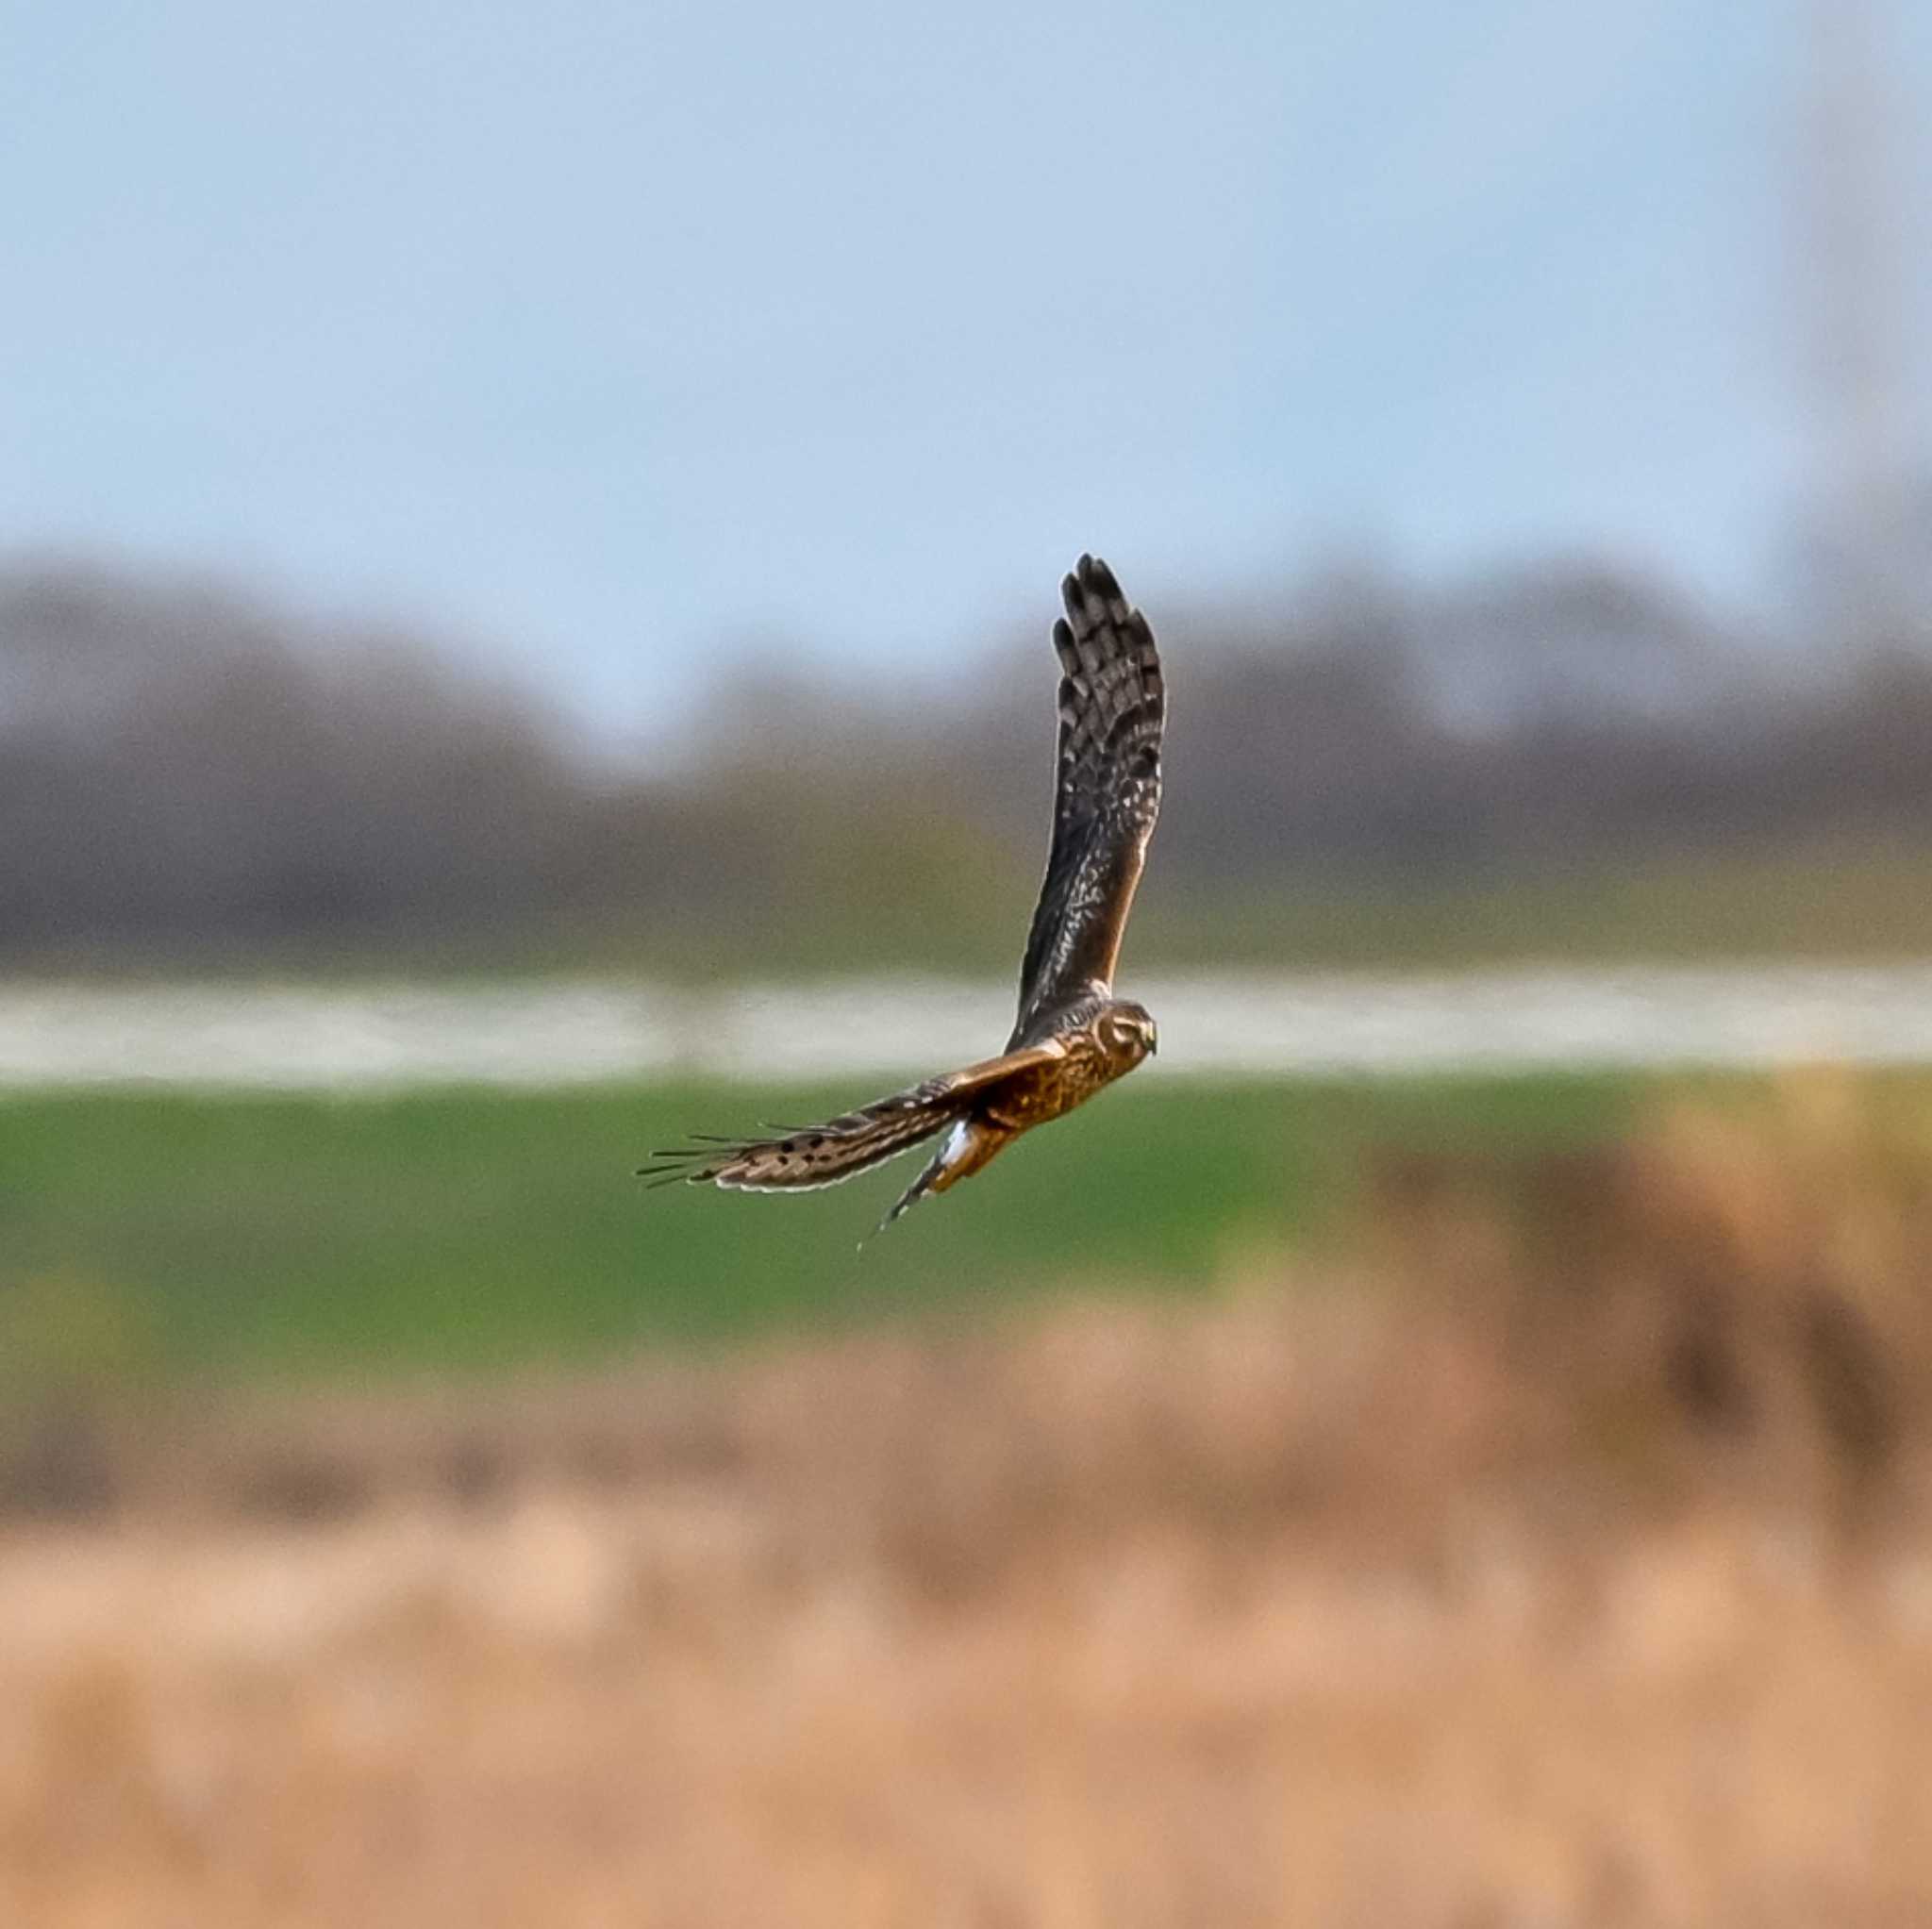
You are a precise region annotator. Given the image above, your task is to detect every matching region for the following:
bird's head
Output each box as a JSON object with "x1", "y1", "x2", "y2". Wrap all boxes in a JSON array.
[{"x1": 1099, "y1": 1000, "x2": 1158, "y2": 1064}]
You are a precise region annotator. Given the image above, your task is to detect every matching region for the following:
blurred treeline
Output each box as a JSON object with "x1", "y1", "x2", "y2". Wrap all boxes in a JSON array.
[{"x1": 5, "y1": 553, "x2": 1932, "y2": 974}]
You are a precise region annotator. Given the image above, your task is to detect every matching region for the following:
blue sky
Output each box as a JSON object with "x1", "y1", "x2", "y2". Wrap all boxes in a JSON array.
[{"x1": 5, "y1": 1, "x2": 1929, "y2": 739}]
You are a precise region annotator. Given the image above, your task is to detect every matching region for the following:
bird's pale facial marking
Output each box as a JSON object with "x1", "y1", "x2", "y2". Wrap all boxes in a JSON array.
[{"x1": 1101, "y1": 1005, "x2": 1158, "y2": 1063}]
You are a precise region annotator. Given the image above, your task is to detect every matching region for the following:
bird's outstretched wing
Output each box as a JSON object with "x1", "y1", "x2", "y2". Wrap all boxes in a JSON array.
[
  {"x1": 641, "y1": 1040, "x2": 1066, "y2": 1193},
  {"x1": 1011, "y1": 555, "x2": 1165, "y2": 1042}
]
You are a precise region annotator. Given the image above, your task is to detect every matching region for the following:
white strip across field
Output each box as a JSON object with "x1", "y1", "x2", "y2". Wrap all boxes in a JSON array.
[{"x1": 6, "y1": 966, "x2": 1932, "y2": 1089}]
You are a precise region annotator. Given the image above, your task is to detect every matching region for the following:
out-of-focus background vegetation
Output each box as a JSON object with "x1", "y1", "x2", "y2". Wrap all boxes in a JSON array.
[
  {"x1": 8, "y1": 2, "x2": 1932, "y2": 1923},
  {"x1": 11, "y1": 540, "x2": 1932, "y2": 978}
]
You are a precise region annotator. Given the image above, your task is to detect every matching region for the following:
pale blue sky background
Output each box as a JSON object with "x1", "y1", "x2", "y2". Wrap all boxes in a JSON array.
[{"x1": 4, "y1": 1, "x2": 1929, "y2": 739}]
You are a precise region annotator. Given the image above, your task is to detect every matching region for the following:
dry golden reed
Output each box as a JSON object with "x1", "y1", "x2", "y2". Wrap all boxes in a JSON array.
[{"x1": 7, "y1": 1073, "x2": 1932, "y2": 1926}]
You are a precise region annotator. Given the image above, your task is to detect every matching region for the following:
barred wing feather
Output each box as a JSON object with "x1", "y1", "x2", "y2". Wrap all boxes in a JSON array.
[
  {"x1": 1011, "y1": 555, "x2": 1165, "y2": 1044},
  {"x1": 640, "y1": 1041, "x2": 1065, "y2": 1193}
]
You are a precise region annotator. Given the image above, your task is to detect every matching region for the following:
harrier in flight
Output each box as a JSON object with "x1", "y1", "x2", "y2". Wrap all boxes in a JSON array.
[{"x1": 642, "y1": 555, "x2": 1165, "y2": 1231}]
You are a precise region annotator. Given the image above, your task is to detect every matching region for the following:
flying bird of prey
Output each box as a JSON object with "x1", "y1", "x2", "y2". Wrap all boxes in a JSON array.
[{"x1": 642, "y1": 555, "x2": 1165, "y2": 1231}]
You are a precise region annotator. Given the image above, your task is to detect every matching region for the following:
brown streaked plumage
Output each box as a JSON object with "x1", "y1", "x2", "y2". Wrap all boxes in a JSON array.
[{"x1": 643, "y1": 555, "x2": 1165, "y2": 1233}]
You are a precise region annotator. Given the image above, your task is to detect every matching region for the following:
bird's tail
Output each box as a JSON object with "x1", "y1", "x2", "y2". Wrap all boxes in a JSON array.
[{"x1": 873, "y1": 1117, "x2": 1015, "y2": 1234}]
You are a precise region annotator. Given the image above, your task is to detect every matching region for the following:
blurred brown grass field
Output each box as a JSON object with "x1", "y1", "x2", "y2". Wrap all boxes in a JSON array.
[{"x1": 7, "y1": 1071, "x2": 1932, "y2": 1922}]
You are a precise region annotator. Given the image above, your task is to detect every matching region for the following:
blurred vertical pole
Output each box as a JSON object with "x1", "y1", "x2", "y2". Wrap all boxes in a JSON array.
[{"x1": 1796, "y1": 0, "x2": 1922, "y2": 656}]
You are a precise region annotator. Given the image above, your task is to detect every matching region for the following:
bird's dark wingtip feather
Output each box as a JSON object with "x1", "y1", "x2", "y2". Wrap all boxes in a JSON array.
[
  {"x1": 1062, "y1": 554, "x2": 1126, "y2": 627},
  {"x1": 637, "y1": 1165, "x2": 700, "y2": 1189},
  {"x1": 1080, "y1": 552, "x2": 1120, "y2": 592}
]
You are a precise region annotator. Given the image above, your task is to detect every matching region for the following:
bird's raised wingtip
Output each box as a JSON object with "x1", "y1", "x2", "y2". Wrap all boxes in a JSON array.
[{"x1": 1063, "y1": 554, "x2": 1131, "y2": 630}]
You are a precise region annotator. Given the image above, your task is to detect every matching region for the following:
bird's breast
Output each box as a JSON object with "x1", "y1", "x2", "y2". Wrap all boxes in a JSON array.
[{"x1": 980, "y1": 1031, "x2": 1138, "y2": 1132}]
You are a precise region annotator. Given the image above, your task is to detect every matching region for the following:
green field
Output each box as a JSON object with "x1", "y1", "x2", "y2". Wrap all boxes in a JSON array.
[{"x1": 0, "y1": 1073, "x2": 1658, "y2": 1385}]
